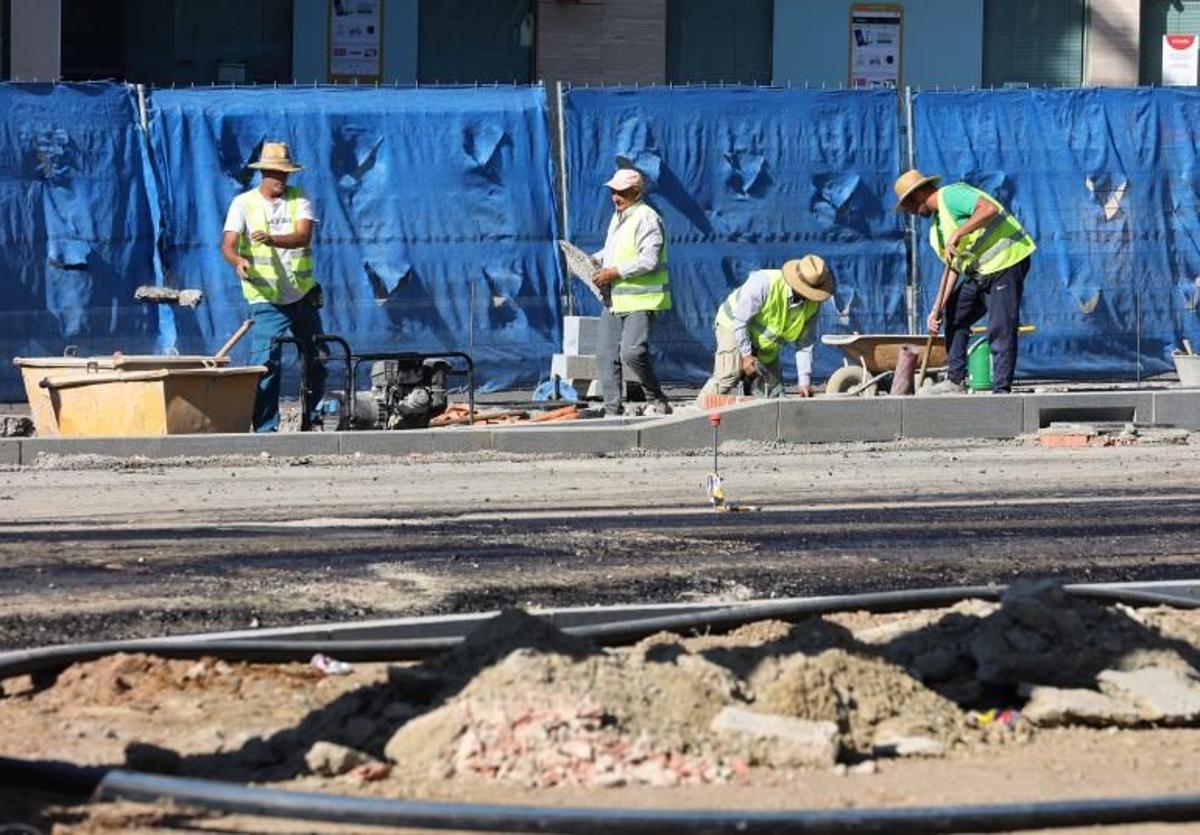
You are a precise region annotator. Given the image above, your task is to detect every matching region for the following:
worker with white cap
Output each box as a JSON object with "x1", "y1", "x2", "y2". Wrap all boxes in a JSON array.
[
  {"x1": 893, "y1": 169, "x2": 1036, "y2": 394},
  {"x1": 590, "y1": 167, "x2": 673, "y2": 416},
  {"x1": 698, "y1": 255, "x2": 835, "y2": 401},
  {"x1": 220, "y1": 141, "x2": 326, "y2": 431}
]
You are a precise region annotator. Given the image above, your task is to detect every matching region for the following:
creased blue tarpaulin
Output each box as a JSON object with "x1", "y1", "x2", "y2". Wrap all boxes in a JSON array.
[
  {"x1": 914, "y1": 87, "x2": 1200, "y2": 378},
  {"x1": 145, "y1": 85, "x2": 562, "y2": 391},
  {"x1": 563, "y1": 87, "x2": 907, "y2": 382},
  {"x1": 0, "y1": 82, "x2": 159, "y2": 400}
]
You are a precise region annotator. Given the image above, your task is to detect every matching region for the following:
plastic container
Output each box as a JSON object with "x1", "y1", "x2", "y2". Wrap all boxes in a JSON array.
[
  {"x1": 14, "y1": 354, "x2": 231, "y2": 436},
  {"x1": 29, "y1": 366, "x2": 264, "y2": 437},
  {"x1": 1175, "y1": 353, "x2": 1200, "y2": 387},
  {"x1": 967, "y1": 339, "x2": 992, "y2": 392}
]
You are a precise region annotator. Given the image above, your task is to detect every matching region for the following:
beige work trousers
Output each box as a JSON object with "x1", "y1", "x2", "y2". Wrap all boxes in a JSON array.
[{"x1": 696, "y1": 326, "x2": 782, "y2": 401}]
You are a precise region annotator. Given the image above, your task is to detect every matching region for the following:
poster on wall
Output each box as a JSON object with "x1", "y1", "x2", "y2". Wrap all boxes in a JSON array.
[
  {"x1": 1163, "y1": 34, "x2": 1199, "y2": 86},
  {"x1": 849, "y1": 4, "x2": 902, "y2": 90},
  {"x1": 329, "y1": 0, "x2": 383, "y2": 82}
]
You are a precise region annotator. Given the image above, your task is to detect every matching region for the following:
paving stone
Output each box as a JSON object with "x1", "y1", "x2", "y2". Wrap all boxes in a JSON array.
[
  {"x1": 1152, "y1": 390, "x2": 1200, "y2": 429},
  {"x1": 1022, "y1": 392, "x2": 1152, "y2": 433},
  {"x1": 902, "y1": 394, "x2": 1024, "y2": 439},
  {"x1": 710, "y1": 706, "x2": 839, "y2": 768},
  {"x1": 1098, "y1": 666, "x2": 1200, "y2": 723},
  {"x1": 638, "y1": 401, "x2": 779, "y2": 452},
  {"x1": 491, "y1": 425, "x2": 637, "y2": 455},
  {"x1": 779, "y1": 398, "x2": 901, "y2": 444},
  {"x1": 1021, "y1": 684, "x2": 1144, "y2": 727}
]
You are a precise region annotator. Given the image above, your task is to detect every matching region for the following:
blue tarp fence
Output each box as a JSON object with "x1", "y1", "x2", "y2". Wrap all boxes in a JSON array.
[
  {"x1": 563, "y1": 87, "x2": 908, "y2": 383},
  {"x1": 4, "y1": 83, "x2": 1200, "y2": 400},
  {"x1": 146, "y1": 85, "x2": 563, "y2": 393},
  {"x1": 914, "y1": 88, "x2": 1200, "y2": 379},
  {"x1": 0, "y1": 83, "x2": 160, "y2": 400}
]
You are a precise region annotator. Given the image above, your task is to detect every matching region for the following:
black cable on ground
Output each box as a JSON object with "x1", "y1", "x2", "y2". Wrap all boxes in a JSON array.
[
  {"x1": 1, "y1": 583, "x2": 1197, "y2": 682},
  {"x1": 93, "y1": 771, "x2": 1200, "y2": 834}
]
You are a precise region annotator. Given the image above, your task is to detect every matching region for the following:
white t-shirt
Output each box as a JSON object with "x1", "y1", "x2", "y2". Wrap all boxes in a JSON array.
[{"x1": 224, "y1": 189, "x2": 318, "y2": 305}]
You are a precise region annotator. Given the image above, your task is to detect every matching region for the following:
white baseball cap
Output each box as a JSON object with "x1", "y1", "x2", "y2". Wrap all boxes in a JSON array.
[{"x1": 604, "y1": 169, "x2": 644, "y2": 191}]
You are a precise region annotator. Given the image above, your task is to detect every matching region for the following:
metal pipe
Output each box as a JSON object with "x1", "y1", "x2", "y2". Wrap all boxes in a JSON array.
[
  {"x1": 556, "y1": 80, "x2": 574, "y2": 317},
  {"x1": 904, "y1": 85, "x2": 919, "y2": 336}
]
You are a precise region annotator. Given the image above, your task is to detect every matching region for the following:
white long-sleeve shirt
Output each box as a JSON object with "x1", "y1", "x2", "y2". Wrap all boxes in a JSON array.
[
  {"x1": 591, "y1": 201, "x2": 665, "y2": 278},
  {"x1": 724, "y1": 269, "x2": 819, "y2": 387}
]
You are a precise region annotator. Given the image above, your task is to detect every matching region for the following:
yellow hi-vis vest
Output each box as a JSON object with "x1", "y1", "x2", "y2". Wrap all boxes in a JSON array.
[
  {"x1": 236, "y1": 186, "x2": 315, "y2": 304},
  {"x1": 715, "y1": 270, "x2": 819, "y2": 365},
  {"x1": 931, "y1": 186, "x2": 1036, "y2": 277},
  {"x1": 609, "y1": 203, "x2": 671, "y2": 313}
]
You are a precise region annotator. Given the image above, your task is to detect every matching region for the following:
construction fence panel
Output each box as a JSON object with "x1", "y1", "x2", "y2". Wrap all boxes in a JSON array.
[
  {"x1": 562, "y1": 87, "x2": 909, "y2": 384},
  {"x1": 913, "y1": 87, "x2": 1200, "y2": 380},
  {"x1": 0, "y1": 82, "x2": 161, "y2": 401},
  {"x1": 145, "y1": 85, "x2": 563, "y2": 392}
]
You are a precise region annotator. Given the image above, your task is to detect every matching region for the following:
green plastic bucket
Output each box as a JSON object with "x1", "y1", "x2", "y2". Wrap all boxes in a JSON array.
[{"x1": 967, "y1": 339, "x2": 992, "y2": 392}]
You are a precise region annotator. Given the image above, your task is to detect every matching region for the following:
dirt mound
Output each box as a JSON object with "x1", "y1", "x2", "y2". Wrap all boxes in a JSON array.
[{"x1": 433, "y1": 608, "x2": 598, "y2": 676}]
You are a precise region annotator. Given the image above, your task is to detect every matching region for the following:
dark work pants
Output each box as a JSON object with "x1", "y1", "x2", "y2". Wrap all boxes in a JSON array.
[
  {"x1": 598, "y1": 308, "x2": 667, "y2": 414},
  {"x1": 944, "y1": 257, "x2": 1030, "y2": 393}
]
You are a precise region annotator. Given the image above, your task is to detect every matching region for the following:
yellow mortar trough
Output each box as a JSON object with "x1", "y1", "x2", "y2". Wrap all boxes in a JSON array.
[{"x1": 14, "y1": 357, "x2": 264, "y2": 437}]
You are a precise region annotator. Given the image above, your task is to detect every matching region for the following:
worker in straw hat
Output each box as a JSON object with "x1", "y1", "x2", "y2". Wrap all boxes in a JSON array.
[
  {"x1": 590, "y1": 166, "x2": 673, "y2": 416},
  {"x1": 221, "y1": 142, "x2": 326, "y2": 432},
  {"x1": 697, "y1": 255, "x2": 836, "y2": 402},
  {"x1": 894, "y1": 169, "x2": 1036, "y2": 394}
]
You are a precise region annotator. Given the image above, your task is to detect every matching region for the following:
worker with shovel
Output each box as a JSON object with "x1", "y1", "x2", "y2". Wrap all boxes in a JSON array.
[
  {"x1": 697, "y1": 255, "x2": 835, "y2": 402},
  {"x1": 894, "y1": 170, "x2": 1036, "y2": 394},
  {"x1": 221, "y1": 142, "x2": 326, "y2": 432}
]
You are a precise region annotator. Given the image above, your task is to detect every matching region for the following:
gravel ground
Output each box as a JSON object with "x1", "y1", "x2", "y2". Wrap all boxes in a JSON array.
[{"x1": 2, "y1": 435, "x2": 1200, "y2": 833}]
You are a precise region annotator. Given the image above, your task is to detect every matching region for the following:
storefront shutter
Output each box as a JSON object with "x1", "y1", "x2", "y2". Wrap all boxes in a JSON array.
[{"x1": 983, "y1": 0, "x2": 1085, "y2": 87}]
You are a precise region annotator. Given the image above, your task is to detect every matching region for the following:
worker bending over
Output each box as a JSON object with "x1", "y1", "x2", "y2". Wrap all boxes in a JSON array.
[
  {"x1": 591, "y1": 168, "x2": 673, "y2": 417},
  {"x1": 894, "y1": 169, "x2": 1036, "y2": 394},
  {"x1": 698, "y1": 255, "x2": 835, "y2": 401}
]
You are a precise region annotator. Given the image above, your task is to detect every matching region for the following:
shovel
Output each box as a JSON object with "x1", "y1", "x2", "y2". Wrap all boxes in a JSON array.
[{"x1": 213, "y1": 319, "x2": 254, "y2": 363}]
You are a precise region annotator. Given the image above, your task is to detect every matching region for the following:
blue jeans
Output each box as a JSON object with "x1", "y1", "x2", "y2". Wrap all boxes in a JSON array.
[{"x1": 248, "y1": 300, "x2": 326, "y2": 432}]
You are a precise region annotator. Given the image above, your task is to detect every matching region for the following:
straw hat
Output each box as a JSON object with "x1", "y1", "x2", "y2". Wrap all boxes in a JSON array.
[
  {"x1": 781, "y1": 255, "x2": 835, "y2": 302},
  {"x1": 249, "y1": 142, "x2": 303, "y2": 173},
  {"x1": 893, "y1": 168, "x2": 941, "y2": 212}
]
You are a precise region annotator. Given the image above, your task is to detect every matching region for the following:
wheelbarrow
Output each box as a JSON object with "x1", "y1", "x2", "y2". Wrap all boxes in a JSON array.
[{"x1": 821, "y1": 333, "x2": 947, "y2": 396}]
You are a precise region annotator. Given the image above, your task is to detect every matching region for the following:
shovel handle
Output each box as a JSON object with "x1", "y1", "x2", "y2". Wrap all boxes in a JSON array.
[{"x1": 214, "y1": 319, "x2": 254, "y2": 360}]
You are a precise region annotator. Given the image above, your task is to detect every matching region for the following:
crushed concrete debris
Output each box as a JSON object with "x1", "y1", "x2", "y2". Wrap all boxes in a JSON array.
[{"x1": 0, "y1": 416, "x2": 33, "y2": 437}]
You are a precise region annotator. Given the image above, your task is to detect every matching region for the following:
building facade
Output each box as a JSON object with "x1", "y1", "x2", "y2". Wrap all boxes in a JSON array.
[{"x1": 0, "y1": 1, "x2": 1193, "y2": 89}]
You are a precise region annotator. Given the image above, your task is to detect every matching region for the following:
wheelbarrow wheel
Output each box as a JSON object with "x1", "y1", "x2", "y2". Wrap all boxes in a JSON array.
[{"x1": 825, "y1": 365, "x2": 878, "y2": 397}]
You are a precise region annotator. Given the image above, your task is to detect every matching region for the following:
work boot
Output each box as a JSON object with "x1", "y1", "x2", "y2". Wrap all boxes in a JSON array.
[
  {"x1": 926, "y1": 378, "x2": 966, "y2": 395},
  {"x1": 643, "y1": 400, "x2": 674, "y2": 416}
]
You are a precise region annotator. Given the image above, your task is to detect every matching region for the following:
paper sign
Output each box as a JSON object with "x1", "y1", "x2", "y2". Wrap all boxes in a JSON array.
[
  {"x1": 1163, "y1": 34, "x2": 1198, "y2": 87},
  {"x1": 329, "y1": 0, "x2": 383, "y2": 82},
  {"x1": 850, "y1": 5, "x2": 902, "y2": 90}
]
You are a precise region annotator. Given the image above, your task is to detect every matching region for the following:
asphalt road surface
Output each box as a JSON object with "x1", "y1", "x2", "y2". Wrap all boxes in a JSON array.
[{"x1": 2, "y1": 437, "x2": 1198, "y2": 648}]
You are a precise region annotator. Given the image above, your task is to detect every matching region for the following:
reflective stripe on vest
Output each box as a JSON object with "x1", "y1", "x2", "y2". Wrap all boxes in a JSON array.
[
  {"x1": 236, "y1": 187, "x2": 315, "y2": 304},
  {"x1": 609, "y1": 203, "x2": 670, "y2": 313},
  {"x1": 930, "y1": 187, "x2": 1036, "y2": 277},
  {"x1": 714, "y1": 270, "x2": 818, "y2": 365}
]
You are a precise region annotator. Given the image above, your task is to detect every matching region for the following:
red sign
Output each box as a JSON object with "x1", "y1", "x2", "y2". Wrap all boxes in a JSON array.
[{"x1": 1167, "y1": 34, "x2": 1197, "y2": 51}]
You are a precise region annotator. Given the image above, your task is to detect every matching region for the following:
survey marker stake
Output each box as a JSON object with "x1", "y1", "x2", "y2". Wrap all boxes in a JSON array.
[{"x1": 703, "y1": 411, "x2": 760, "y2": 513}]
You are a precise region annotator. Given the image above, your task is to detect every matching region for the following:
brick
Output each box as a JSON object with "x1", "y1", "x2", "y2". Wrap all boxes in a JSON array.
[
  {"x1": 710, "y1": 706, "x2": 839, "y2": 768},
  {"x1": 779, "y1": 398, "x2": 902, "y2": 444},
  {"x1": 637, "y1": 400, "x2": 779, "y2": 452},
  {"x1": 902, "y1": 393, "x2": 1024, "y2": 439}
]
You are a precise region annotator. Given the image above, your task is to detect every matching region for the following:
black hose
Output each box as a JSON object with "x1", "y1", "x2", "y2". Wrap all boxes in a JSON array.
[
  {"x1": 1, "y1": 583, "x2": 1196, "y2": 682},
  {"x1": 93, "y1": 770, "x2": 1200, "y2": 834}
]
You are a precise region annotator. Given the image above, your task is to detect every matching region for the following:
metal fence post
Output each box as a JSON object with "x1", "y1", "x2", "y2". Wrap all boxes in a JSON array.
[
  {"x1": 904, "y1": 85, "x2": 918, "y2": 335},
  {"x1": 556, "y1": 80, "x2": 575, "y2": 317}
]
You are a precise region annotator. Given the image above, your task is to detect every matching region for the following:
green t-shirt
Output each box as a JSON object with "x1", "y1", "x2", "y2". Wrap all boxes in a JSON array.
[{"x1": 940, "y1": 182, "x2": 984, "y2": 224}]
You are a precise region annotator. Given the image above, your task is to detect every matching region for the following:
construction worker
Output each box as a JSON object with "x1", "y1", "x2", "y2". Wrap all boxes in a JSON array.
[
  {"x1": 591, "y1": 168, "x2": 672, "y2": 416},
  {"x1": 698, "y1": 255, "x2": 835, "y2": 401},
  {"x1": 220, "y1": 142, "x2": 325, "y2": 432},
  {"x1": 894, "y1": 169, "x2": 1036, "y2": 394}
]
